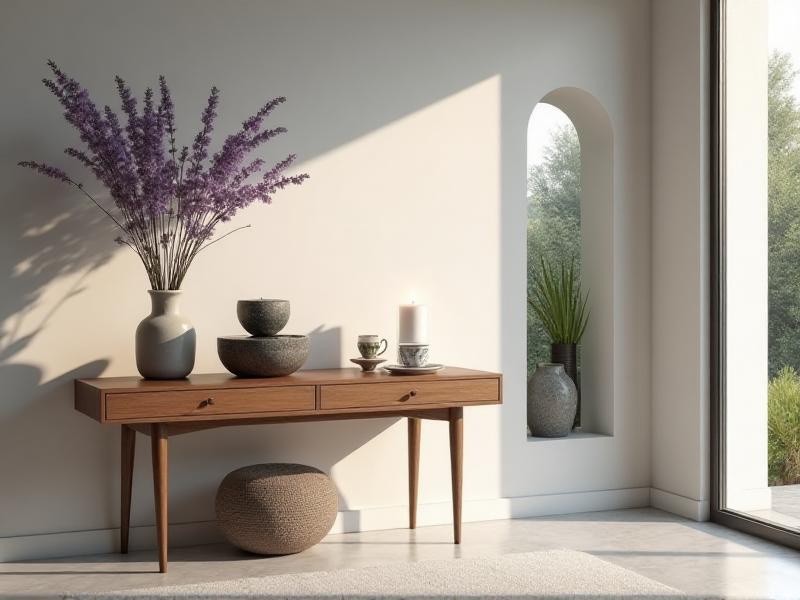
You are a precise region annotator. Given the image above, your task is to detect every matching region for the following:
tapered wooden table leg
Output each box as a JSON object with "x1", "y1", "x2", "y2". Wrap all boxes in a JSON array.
[
  {"x1": 120, "y1": 425, "x2": 136, "y2": 554},
  {"x1": 408, "y1": 417, "x2": 421, "y2": 529},
  {"x1": 449, "y1": 407, "x2": 463, "y2": 544},
  {"x1": 150, "y1": 423, "x2": 168, "y2": 573}
]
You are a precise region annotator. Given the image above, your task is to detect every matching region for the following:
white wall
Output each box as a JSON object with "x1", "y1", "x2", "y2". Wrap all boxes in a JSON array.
[
  {"x1": 650, "y1": 0, "x2": 711, "y2": 521},
  {"x1": 0, "y1": 0, "x2": 652, "y2": 560},
  {"x1": 724, "y1": 0, "x2": 771, "y2": 513}
]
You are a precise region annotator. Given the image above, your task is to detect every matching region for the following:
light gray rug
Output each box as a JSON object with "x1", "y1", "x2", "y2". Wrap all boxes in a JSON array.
[{"x1": 78, "y1": 549, "x2": 685, "y2": 599}]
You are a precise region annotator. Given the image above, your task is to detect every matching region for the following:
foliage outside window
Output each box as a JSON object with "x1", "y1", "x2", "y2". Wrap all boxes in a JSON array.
[
  {"x1": 768, "y1": 51, "x2": 800, "y2": 485},
  {"x1": 527, "y1": 116, "x2": 581, "y2": 377}
]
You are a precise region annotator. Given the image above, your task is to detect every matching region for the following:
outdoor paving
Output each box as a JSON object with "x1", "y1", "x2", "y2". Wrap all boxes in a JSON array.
[{"x1": 772, "y1": 484, "x2": 800, "y2": 520}]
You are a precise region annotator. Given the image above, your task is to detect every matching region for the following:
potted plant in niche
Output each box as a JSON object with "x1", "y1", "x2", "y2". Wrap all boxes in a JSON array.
[
  {"x1": 19, "y1": 61, "x2": 308, "y2": 379},
  {"x1": 527, "y1": 256, "x2": 589, "y2": 433}
]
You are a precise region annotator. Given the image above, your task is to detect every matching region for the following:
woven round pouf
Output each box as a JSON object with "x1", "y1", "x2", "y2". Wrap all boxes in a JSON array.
[{"x1": 215, "y1": 463, "x2": 338, "y2": 555}]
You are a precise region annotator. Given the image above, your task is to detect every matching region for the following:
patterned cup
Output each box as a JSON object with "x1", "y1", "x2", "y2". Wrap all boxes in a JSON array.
[
  {"x1": 357, "y1": 335, "x2": 388, "y2": 359},
  {"x1": 398, "y1": 343, "x2": 430, "y2": 367}
]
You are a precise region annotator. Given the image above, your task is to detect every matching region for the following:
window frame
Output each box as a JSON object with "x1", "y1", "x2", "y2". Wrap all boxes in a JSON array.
[{"x1": 710, "y1": 0, "x2": 800, "y2": 550}]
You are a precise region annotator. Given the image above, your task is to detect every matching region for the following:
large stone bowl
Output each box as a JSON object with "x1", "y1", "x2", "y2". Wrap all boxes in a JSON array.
[
  {"x1": 217, "y1": 335, "x2": 309, "y2": 377},
  {"x1": 236, "y1": 299, "x2": 290, "y2": 337}
]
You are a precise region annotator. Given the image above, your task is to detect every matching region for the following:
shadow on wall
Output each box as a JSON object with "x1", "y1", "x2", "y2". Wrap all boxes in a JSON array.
[
  {"x1": 0, "y1": 178, "x2": 117, "y2": 364},
  {"x1": 0, "y1": 163, "x2": 122, "y2": 534},
  {"x1": 305, "y1": 325, "x2": 343, "y2": 369},
  {"x1": 0, "y1": 170, "x2": 119, "y2": 369}
]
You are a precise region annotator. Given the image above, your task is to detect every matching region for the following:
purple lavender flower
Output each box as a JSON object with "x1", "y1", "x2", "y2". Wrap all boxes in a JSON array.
[
  {"x1": 18, "y1": 160, "x2": 75, "y2": 184},
  {"x1": 186, "y1": 87, "x2": 219, "y2": 178},
  {"x1": 19, "y1": 61, "x2": 308, "y2": 290}
]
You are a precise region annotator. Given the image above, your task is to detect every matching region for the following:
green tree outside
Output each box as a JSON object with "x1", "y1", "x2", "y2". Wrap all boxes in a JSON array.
[
  {"x1": 527, "y1": 123, "x2": 581, "y2": 376},
  {"x1": 769, "y1": 51, "x2": 800, "y2": 379},
  {"x1": 766, "y1": 51, "x2": 800, "y2": 485}
]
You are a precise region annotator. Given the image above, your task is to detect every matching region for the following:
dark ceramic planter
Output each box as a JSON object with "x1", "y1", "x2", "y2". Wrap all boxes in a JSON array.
[{"x1": 551, "y1": 343, "x2": 580, "y2": 428}]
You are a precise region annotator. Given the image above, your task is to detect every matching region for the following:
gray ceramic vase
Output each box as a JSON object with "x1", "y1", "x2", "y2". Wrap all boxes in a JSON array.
[
  {"x1": 135, "y1": 290, "x2": 196, "y2": 379},
  {"x1": 527, "y1": 362, "x2": 577, "y2": 438}
]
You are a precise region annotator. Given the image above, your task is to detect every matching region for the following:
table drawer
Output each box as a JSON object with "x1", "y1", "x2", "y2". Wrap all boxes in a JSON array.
[
  {"x1": 105, "y1": 386, "x2": 315, "y2": 421},
  {"x1": 319, "y1": 378, "x2": 499, "y2": 410}
]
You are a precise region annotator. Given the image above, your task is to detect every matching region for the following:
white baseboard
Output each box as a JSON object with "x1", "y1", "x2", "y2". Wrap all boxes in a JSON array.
[
  {"x1": 0, "y1": 520, "x2": 225, "y2": 564},
  {"x1": 0, "y1": 487, "x2": 650, "y2": 563},
  {"x1": 650, "y1": 487, "x2": 710, "y2": 521},
  {"x1": 333, "y1": 486, "x2": 651, "y2": 534}
]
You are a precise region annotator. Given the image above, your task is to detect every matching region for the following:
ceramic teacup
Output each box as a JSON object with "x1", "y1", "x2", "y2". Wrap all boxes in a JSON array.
[
  {"x1": 357, "y1": 335, "x2": 388, "y2": 359},
  {"x1": 398, "y1": 343, "x2": 430, "y2": 367}
]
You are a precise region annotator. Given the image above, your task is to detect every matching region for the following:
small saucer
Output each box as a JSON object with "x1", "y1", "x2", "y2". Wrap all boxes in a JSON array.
[
  {"x1": 350, "y1": 357, "x2": 387, "y2": 372},
  {"x1": 383, "y1": 363, "x2": 445, "y2": 375}
]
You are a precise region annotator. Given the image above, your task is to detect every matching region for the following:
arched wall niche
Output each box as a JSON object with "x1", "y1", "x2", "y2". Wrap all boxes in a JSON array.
[{"x1": 528, "y1": 86, "x2": 614, "y2": 435}]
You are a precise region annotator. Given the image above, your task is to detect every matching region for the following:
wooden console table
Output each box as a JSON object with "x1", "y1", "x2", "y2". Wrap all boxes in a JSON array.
[{"x1": 75, "y1": 367, "x2": 502, "y2": 572}]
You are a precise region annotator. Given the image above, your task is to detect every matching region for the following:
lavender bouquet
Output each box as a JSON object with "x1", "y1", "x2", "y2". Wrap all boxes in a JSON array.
[{"x1": 20, "y1": 61, "x2": 308, "y2": 290}]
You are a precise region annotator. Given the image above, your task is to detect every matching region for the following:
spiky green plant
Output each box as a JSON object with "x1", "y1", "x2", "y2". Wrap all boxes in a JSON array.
[
  {"x1": 527, "y1": 257, "x2": 589, "y2": 344},
  {"x1": 768, "y1": 366, "x2": 800, "y2": 485}
]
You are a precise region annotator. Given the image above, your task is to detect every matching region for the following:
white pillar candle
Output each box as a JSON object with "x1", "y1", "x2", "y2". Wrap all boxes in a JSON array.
[{"x1": 399, "y1": 303, "x2": 429, "y2": 344}]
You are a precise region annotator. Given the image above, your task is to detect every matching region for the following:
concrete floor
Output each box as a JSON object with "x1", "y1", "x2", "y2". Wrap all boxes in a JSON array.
[{"x1": 2, "y1": 508, "x2": 800, "y2": 599}]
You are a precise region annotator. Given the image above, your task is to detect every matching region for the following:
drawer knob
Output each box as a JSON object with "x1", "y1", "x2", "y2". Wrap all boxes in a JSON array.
[
  {"x1": 410, "y1": 389, "x2": 417, "y2": 397},
  {"x1": 199, "y1": 397, "x2": 215, "y2": 407}
]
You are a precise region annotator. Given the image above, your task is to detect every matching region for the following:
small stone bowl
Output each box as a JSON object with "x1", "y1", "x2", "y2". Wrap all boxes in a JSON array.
[
  {"x1": 218, "y1": 335, "x2": 309, "y2": 377},
  {"x1": 237, "y1": 299, "x2": 290, "y2": 337}
]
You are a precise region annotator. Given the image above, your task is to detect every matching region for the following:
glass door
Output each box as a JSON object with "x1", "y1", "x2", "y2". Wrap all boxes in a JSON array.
[{"x1": 713, "y1": 0, "x2": 800, "y2": 550}]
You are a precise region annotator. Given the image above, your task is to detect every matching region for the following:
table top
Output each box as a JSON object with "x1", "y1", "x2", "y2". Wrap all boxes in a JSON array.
[
  {"x1": 74, "y1": 367, "x2": 502, "y2": 426},
  {"x1": 76, "y1": 366, "x2": 501, "y2": 393}
]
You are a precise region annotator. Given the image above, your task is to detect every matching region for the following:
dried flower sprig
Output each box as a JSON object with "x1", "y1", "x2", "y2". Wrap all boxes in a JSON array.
[{"x1": 20, "y1": 61, "x2": 308, "y2": 290}]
